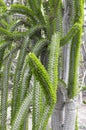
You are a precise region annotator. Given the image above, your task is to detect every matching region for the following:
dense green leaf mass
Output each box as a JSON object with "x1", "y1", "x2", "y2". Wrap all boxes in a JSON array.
[{"x1": 0, "y1": 0, "x2": 84, "y2": 129}]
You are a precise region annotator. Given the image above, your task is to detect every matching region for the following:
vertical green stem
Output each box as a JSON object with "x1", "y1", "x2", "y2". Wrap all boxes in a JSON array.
[
  {"x1": 68, "y1": 0, "x2": 84, "y2": 98},
  {"x1": 11, "y1": 37, "x2": 29, "y2": 121},
  {"x1": 1, "y1": 52, "x2": 13, "y2": 130},
  {"x1": 32, "y1": 77, "x2": 42, "y2": 130}
]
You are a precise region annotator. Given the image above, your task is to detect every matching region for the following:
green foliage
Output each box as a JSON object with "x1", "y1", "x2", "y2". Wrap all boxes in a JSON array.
[
  {"x1": 19, "y1": 63, "x2": 32, "y2": 105},
  {"x1": 10, "y1": 3, "x2": 45, "y2": 25},
  {"x1": 60, "y1": 23, "x2": 81, "y2": 47},
  {"x1": 0, "y1": 0, "x2": 6, "y2": 15},
  {"x1": 82, "y1": 86, "x2": 86, "y2": 91},
  {"x1": 1, "y1": 52, "x2": 13, "y2": 130},
  {"x1": 10, "y1": 4, "x2": 36, "y2": 22},
  {"x1": 83, "y1": 100, "x2": 86, "y2": 104},
  {"x1": 0, "y1": 19, "x2": 8, "y2": 29},
  {"x1": 28, "y1": 0, "x2": 45, "y2": 25},
  {"x1": 28, "y1": 0, "x2": 42, "y2": 10},
  {"x1": 0, "y1": 42, "x2": 11, "y2": 69},
  {"x1": 75, "y1": 109, "x2": 79, "y2": 130},
  {"x1": 48, "y1": 33, "x2": 60, "y2": 91},
  {"x1": 38, "y1": 104, "x2": 54, "y2": 130},
  {"x1": 0, "y1": 24, "x2": 44, "y2": 41},
  {"x1": 32, "y1": 39, "x2": 49, "y2": 57},
  {"x1": 11, "y1": 37, "x2": 29, "y2": 121},
  {"x1": 27, "y1": 53, "x2": 56, "y2": 104},
  {"x1": 11, "y1": 90, "x2": 33, "y2": 130},
  {"x1": 68, "y1": 0, "x2": 84, "y2": 98},
  {"x1": 74, "y1": 0, "x2": 84, "y2": 24},
  {"x1": 32, "y1": 79, "x2": 42, "y2": 130},
  {"x1": 0, "y1": 0, "x2": 84, "y2": 130}
]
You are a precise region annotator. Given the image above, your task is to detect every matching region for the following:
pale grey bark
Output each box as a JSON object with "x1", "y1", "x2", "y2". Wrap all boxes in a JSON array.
[
  {"x1": 63, "y1": 1, "x2": 76, "y2": 130},
  {"x1": 51, "y1": 1, "x2": 77, "y2": 130},
  {"x1": 79, "y1": 4, "x2": 86, "y2": 104},
  {"x1": 51, "y1": 86, "x2": 67, "y2": 130},
  {"x1": 62, "y1": 0, "x2": 71, "y2": 84},
  {"x1": 52, "y1": 1, "x2": 70, "y2": 130},
  {"x1": 64, "y1": 100, "x2": 76, "y2": 130},
  {"x1": 83, "y1": 5, "x2": 86, "y2": 85},
  {"x1": 81, "y1": 37, "x2": 86, "y2": 85}
]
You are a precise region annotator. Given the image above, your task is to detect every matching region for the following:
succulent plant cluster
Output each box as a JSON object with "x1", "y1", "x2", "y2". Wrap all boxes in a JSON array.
[{"x1": 0, "y1": 0, "x2": 84, "y2": 130}]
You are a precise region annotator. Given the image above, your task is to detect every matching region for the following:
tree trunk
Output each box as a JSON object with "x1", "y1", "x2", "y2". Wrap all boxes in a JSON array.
[
  {"x1": 51, "y1": 86, "x2": 67, "y2": 130},
  {"x1": 64, "y1": 99, "x2": 76, "y2": 130},
  {"x1": 51, "y1": 0, "x2": 77, "y2": 130}
]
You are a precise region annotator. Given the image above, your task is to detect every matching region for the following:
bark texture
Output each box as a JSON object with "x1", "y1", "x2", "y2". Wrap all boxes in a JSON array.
[
  {"x1": 51, "y1": 1, "x2": 77, "y2": 130},
  {"x1": 64, "y1": 100, "x2": 76, "y2": 130},
  {"x1": 51, "y1": 86, "x2": 67, "y2": 130}
]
